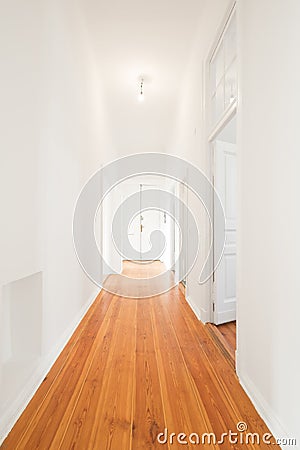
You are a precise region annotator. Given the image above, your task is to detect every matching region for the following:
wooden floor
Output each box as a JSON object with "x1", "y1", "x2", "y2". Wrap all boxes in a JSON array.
[
  {"x1": 2, "y1": 262, "x2": 278, "y2": 449},
  {"x1": 205, "y1": 321, "x2": 236, "y2": 368}
]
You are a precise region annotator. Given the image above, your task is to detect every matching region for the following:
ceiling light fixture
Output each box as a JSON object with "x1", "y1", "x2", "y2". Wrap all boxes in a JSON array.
[{"x1": 138, "y1": 77, "x2": 144, "y2": 102}]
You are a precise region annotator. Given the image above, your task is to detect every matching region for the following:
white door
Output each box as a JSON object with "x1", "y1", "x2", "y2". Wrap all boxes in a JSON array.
[
  {"x1": 213, "y1": 140, "x2": 237, "y2": 324},
  {"x1": 128, "y1": 185, "x2": 164, "y2": 261}
]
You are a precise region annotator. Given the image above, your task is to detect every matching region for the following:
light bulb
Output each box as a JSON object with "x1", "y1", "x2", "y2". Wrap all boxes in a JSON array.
[{"x1": 138, "y1": 77, "x2": 144, "y2": 102}]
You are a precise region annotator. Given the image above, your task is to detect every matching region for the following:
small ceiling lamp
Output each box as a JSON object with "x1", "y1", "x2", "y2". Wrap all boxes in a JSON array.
[{"x1": 138, "y1": 77, "x2": 144, "y2": 102}]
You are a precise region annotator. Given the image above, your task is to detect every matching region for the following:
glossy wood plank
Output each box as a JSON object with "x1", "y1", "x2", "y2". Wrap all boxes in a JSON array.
[
  {"x1": 205, "y1": 321, "x2": 236, "y2": 365},
  {"x1": 150, "y1": 296, "x2": 217, "y2": 450},
  {"x1": 89, "y1": 299, "x2": 137, "y2": 450},
  {"x1": 167, "y1": 294, "x2": 250, "y2": 448},
  {"x1": 133, "y1": 301, "x2": 167, "y2": 450},
  {"x1": 51, "y1": 296, "x2": 124, "y2": 449}
]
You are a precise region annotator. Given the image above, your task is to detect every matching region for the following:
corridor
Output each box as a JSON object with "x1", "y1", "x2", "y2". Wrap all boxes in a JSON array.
[{"x1": 1, "y1": 0, "x2": 299, "y2": 447}]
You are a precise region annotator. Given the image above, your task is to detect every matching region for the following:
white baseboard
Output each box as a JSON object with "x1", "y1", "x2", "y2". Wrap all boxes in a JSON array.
[
  {"x1": 0, "y1": 289, "x2": 99, "y2": 445},
  {"x1": 185, "y1": 295, "x2": 209, "y2": 323},
  {"x1": 236, "y1": 358, "x2": 295, "y2": 449}
]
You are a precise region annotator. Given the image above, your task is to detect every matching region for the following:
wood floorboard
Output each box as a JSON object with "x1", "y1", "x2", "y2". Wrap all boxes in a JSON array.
[
  {"x1": 1, "y1": 262, "x2": 280, "y2": 450},
  {"x1": 88, "y1": 299, "x2": 136, "y2": 450},
  {"x1": 133, "y1": 301, "x2": 166, "y2": 450},
  {"x1": 151, "y1": 296, "x2": 217, "y2": 450},
  {"x1": 165, "y1": 294, "x2": 240, "y2": 448},
  {"x1": 205, "y1": 322, "x2": 236, "y2": 366},
  {"x1": 52, "y1": 296, "x2": 125, "y2": 450}
]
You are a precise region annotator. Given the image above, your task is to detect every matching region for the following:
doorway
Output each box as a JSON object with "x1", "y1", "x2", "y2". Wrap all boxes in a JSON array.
[
  {"x1": 100, "y1": 175, "x2": 180, "y2": 276},
  {"x1": 128, "y1": 183, "x2": 166, "y2": 262},
  {"x1": 208, "y1": 114, "x2": 237, "y2": 367},
  {"x1": 212, "y1": 115, "x2": 237, "y2": 325},
  {"x1": 204, "y1": 2, "x2": 237, "y2": 365}
]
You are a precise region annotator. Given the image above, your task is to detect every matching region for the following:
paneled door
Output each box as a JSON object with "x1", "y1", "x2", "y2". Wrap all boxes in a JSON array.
[
  {"x1": 128, "y1": 184, "x2": 164, "y2": 261},
  {"x1": 213, "y1": 140, "x2": 237, "y2": 324}
]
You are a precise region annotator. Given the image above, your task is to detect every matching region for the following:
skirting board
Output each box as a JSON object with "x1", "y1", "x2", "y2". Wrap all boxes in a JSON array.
[
  {"x1": 0, "y1": 288, "x2": 100, "y2": 445},
  {"x1": 236, "y1": 356, "x2": 295, "y2": 449},
  {"x1": 185, "y1": 295, "x2": 210, "y2": 323}
]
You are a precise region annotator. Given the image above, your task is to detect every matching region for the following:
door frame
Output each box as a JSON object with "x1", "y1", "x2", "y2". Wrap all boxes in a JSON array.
[
  {"x1": 137, "y1": 182, "x2": 164, "y2": 262},
  {"x1": 210, "y1": 119, "x2": 238, "y2": 325},
  {"x1": 211, "y1": 133, "x2": 237, "y2": 324},
  {"x1": 203, "y1": 0, "x2": 238, "y2": 323}
]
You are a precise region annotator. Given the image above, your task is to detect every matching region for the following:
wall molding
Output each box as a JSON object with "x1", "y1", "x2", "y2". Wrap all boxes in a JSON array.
[
  {"x1": 185, "y1": 295, "x2": 210, "y2": 323},
  {"x1": 0, "y1": 289, "x2": 99, "y2": 445},
  {"x1": 236, "y1": 358, "x2": 292, "y2": 447}
]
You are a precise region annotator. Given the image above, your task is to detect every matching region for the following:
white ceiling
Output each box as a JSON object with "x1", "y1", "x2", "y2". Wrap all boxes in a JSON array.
[{"x1": 79, "y1": 0, "x2": 205, "y2": 155}]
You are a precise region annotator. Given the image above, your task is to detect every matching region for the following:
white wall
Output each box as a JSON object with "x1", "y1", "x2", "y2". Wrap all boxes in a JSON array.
[
  {"x1": 237, "y1": 0, "x2": 300, "y2": 444},
  {"x1": 0, "y1": 0, "x2": 115, "y2": 441}
]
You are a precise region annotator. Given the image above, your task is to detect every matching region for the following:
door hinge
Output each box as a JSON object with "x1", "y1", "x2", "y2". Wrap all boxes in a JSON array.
[{"x1": 212, "y1": 302, "x2": 215, "y2": 312}]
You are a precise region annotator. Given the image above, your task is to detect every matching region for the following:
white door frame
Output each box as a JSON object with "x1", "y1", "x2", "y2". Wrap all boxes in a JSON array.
[
  {"x1": 203, "y1": 0, "x2": 238, "y2": 323},
  {"x1": 212, "y1": 136, "x2": 237, "y2": 324}
]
